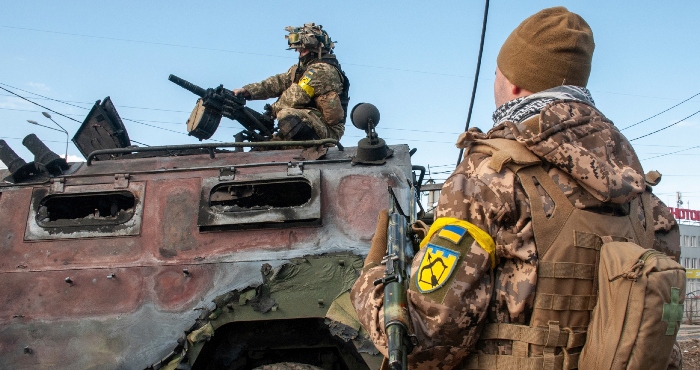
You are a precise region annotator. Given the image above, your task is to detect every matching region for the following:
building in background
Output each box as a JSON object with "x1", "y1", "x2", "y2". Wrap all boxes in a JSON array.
[
  {"x1": 680, "y1": 224, "x2": 700, "y2": 294},
  {"x1": 669, "y1": 207, "x2": 700, "y2": 322}
]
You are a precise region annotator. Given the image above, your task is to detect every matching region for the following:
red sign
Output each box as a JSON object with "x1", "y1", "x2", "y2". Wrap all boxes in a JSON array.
[{"x1": 669, "y1": 207, "x2": 700, "y2": 221}]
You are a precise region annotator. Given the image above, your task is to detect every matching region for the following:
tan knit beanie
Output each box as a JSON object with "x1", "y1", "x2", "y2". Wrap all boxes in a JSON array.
[{"x1": 497, "y1": 7, "x2": 595, "y2": 93}]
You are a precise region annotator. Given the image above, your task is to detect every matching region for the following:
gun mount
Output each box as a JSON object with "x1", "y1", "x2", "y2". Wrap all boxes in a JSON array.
[{"x1": 169, "y1": 74, "x2": 275, "y2": 142}]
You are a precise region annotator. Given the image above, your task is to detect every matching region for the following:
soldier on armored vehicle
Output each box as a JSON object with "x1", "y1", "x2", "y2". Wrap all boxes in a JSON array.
[{"x1": 232, "y1": 23, "x2": 350, "y2": 142}]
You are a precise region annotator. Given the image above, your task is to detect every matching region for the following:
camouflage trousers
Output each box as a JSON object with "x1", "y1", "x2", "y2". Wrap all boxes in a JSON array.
[{"x1": 276, "y1": 108, "x2": 344, "y2": 141}]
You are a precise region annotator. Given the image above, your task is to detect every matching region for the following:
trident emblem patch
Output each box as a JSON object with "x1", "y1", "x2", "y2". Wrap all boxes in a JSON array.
[{"x1": 416, "y1": 244, "x2": 460, "y2": 293}]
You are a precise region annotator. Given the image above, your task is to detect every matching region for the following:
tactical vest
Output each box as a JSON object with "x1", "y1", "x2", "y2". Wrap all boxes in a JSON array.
[
  {"x1": 463, "y1": 137, "x2": 655, "y2": 370},
  {"x1": 291, "y1": 55, "x2": 351, "y2": 122}
]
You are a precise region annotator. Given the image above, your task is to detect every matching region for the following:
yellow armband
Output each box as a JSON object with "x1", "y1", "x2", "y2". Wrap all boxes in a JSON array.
[
  {"x1": 420, "y1": 217, "x2": 497, "y2": 268},
  {"x1": 297, "y1": 69, "x2": 316, "y2": 97}
]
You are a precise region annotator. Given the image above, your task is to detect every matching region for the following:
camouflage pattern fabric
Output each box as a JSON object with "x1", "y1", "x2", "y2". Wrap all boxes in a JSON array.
[
  {"x1": 243, "y1": 61, "x2": 345, "y2": 140},
  {"x1": 667, "y1": 341, "x2": 682, "y2": 370},
  {"x1": 351, "y1": 99, "x2": 681, "y2": 369}
]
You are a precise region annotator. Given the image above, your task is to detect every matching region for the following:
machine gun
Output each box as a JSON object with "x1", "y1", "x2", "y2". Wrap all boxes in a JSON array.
[
  {"x1": 374, "y1": 186, "x2": 419, "y2": 370},
  {"x1": 169, "y1": 74, "x2": 275, "y2": 142}
]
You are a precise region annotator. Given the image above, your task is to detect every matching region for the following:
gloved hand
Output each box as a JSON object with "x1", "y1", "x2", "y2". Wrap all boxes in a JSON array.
[
  {"x1": 364, "y1": 209, "x2": 389, "y2": 268},
  {"x1": 231, "y1": 88, "x2": 251, "y2": 99}
]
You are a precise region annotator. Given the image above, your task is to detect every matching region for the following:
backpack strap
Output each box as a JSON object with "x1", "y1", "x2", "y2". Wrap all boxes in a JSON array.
[
  {"x1": 303, "y1": 57, "x2": 351, "y2": 123},
  {"x1": 470, "y1": 138, "x2": 541, "y2": 172},
  {"x1": 629, "y1": 191, "x2": 655, "y2": 249},
  {"x1": 471, "y1": 138, "x2": 575, "y2": 258},
  {"x1": 516, "y1": 165, "x2": 576, "y2": 258}
]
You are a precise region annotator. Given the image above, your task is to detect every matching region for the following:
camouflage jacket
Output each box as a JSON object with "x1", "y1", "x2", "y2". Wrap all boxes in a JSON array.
[
  {"x1": 243, "y1": 57, "x2": 346, "y2": 126},
  {"x1": 351, "y1": 98, "x2": 681, "y2": 369}
]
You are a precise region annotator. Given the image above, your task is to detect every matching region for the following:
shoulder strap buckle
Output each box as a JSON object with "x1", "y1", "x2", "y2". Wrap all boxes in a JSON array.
[{"x1": 471, "y1": 138, "x2": 541, "y2": 173}]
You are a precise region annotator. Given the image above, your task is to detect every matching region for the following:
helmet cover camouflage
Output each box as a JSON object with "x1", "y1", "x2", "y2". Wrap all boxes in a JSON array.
[{"x1": 285, "y1": 23, "x2": 335, "y2": 54}]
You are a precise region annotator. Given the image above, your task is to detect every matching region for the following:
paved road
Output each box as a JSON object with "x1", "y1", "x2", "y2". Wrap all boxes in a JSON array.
[{"x1": 678, "y1": 324, "x2": 700, "y2": 341}]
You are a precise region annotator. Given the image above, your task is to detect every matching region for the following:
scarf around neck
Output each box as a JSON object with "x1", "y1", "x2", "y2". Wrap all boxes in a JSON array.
[{"x1": 491, "y1": 85, "x2": 595, "y2": 126}]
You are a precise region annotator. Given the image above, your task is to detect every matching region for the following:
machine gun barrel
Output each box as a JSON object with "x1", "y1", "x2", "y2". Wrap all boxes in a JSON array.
[
  {"x1": 169, "y1": 74, "x2": 276, "y2": 142},
  {"x1": 168, "y1": 74, "x2": 207, "y2": 98}
]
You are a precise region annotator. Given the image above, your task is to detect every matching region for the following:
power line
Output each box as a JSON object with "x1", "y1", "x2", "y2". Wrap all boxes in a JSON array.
[
  {"x1": 121, "y1": 117, "x2": 190, "y2": 136},
  {"x1": 591, "y1": 90, "x2": 700, "y2": 102},
  {"x1": 12, "y1": 24, "x2": 700, "y2": 96},
  {"x1": 0, "y1": 106, "x2": 244, "y2": 130},
  {"x1": 0, "y1": 83, "x2": 89, "y2": 111},
  {"x1": 381, "y1": 127, "x2": 461, "y2": 135},
  {"x1": 0, "y1": 85, "x2": 241, "y2": 138},
  {"x1": 0, "y1": 85, "x2": 82, "y2": 124},
  {"x1": 342, "y1": 134, "x2": 454, "y2": 144},
  {"x1": 0, "y1": 136, "x2": 64, "y2": 144},
  {"x1": 1, "y1": 104, "x2": 457, "y2": 135},
  {"x1": 120, "y1": 118, "x2": 224, "y2": 143},
  {"x1": 630, "y1": 109, "x2": 700, "y2": 141},
  {"x1": 634, "y1": 143, "x2": 685, "y2": 148},
  {"x1": 642, "y1": 153, "x2": 700, "y2": 156},
  {"x1": 0, "y1": 85, "x2": 190, "y2": 113},
  {"x1": 621, "y1": 91, "x2": 700, "y2": 130},
  {"x1": 1, "y1": 86, "x2": 451, "y2": 145},
  {"x1": 0, "y1": 25, "x2": 471, "y2": 78},
  {"x1": 0, "y1": 107, "x2": 82, "y2": 115},
  {"x1": 457, "y1": 0, "x2": 490, "y2": 166},
  {"x1": 6, "y1": 26, "x2": 700, "y2": 101},
  {"x1": 0, "y1": 89, "x2": 165, "y2": 145},
  {"x1": 644, "y1": 145, "x2": 700, "y2": 160},
  {"x1": 0, "y1": 93, "x2": 93, "y2": 107},
  {"x1": 0, "y1": 25, "x2": 291, "y2": 60},
  {"x1": 430, "y1": 170, "x2": 455, "y2": 175}
]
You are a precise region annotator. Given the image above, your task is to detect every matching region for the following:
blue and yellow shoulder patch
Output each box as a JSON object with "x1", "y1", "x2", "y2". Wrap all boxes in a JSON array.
[
  {"x1": 409, "y1": 217, "x2": 497, "y2": 303},
  {"x1": 297, "y1": 68, "x2": 316, "y2": 97},
  {"x1": 415, "y1": 243, "x2": 460, "y2": 293},
  {"x1": 438, "y1": 225, "x2": 467, "y2": 244}
]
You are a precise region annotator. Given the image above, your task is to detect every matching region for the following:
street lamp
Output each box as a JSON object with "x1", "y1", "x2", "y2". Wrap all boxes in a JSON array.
[{"x1": 26, "y1": 112, "x2": 69, "y2": 160}]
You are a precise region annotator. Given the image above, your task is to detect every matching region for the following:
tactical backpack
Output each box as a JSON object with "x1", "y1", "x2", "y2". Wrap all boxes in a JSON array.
[{"x1": 463, "y1": 138, "x2": 686, "y2": 370}]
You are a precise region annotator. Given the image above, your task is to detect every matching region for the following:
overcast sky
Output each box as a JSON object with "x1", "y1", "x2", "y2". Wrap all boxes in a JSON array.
[{"x1": 1, "y1": 1, "x2": 699, "y2": 208}]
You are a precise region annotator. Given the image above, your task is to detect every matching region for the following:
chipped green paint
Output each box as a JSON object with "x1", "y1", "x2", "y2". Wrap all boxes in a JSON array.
[{"x1": 175, "y1": 254, "x2": 367, "y2": 367}]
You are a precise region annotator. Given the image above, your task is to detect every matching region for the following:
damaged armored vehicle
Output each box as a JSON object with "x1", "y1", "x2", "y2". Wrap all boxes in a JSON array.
[{"x1": 0, "y1": 87, "x2": 427, "y2": 369}]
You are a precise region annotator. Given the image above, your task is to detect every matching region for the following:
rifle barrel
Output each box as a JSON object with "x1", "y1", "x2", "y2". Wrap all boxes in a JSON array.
[
  {"x1": 168, "y1": 74, "x2": 207, "y2": 98},
  {"x1": 384, "y1": 210, "x2": 413, "y2": 370}
]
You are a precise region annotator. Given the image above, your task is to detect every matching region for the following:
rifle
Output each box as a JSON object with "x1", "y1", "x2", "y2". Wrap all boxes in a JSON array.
[
  {"x1": 374, "y1": 186, "x2": 419, "y2": 370},
  {"x1": 168, "y1": 74, "x2": 275, "y2": 142}
]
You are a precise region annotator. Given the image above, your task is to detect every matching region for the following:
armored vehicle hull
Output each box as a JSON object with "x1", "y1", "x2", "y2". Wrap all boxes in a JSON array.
[{"x1": 0, "y1": 144, "x2": 415, "y2": 369}]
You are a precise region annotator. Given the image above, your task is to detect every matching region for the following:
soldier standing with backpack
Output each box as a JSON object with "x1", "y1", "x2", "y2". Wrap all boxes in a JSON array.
[{"x1": 351, "y1": 7, "x2": 684, "y2": 369}]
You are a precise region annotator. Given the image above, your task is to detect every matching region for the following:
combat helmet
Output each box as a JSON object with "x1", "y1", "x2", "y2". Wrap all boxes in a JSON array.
[{"x1": 285, "y1": 23, "x2": 335, "y2": 55}]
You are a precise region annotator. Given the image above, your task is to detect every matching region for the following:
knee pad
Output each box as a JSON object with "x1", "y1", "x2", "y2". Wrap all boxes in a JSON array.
[{"x1": 277, "y1": 116, "x2": 319, "y2": 140}]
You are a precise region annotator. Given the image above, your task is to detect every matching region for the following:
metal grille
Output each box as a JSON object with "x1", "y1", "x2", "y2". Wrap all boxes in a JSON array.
[{"x1": 685, "y1": 290, "x2": 700, "y2": 323}]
